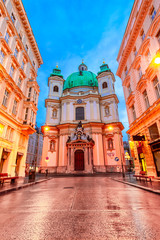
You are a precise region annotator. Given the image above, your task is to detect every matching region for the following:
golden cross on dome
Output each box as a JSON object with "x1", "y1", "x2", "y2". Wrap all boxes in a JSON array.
[
  {"x1": 82, "y1": 59, "x2": 84, "y2": 64},
  {"x1": 56, "y1": 63, "x2": 58, "y2": 68},
  {"x1": 103, "y1": 59, "x2": 105, "y2": 64}
]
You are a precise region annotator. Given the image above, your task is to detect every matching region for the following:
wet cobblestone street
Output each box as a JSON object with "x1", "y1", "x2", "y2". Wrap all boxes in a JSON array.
[{"x1": 0, "y1": 176, "x2": 160, "y2": 240}]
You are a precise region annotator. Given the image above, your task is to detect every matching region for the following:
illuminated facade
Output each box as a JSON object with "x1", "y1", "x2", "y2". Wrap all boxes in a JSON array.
[
  {"x1": 0, "y1": 0, "x2": 42, "y2": 176},
  {"x1": 117, "y1": 0, "x2": 160, "y2": 176},
  {"x1": 41, "y1": 62, "x2": 125, "y2": 174}
]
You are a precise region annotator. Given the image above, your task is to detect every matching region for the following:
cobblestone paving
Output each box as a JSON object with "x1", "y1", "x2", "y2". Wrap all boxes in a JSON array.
[{"x1": 0, "y1": 176, "x2": 160, "y2": 240}]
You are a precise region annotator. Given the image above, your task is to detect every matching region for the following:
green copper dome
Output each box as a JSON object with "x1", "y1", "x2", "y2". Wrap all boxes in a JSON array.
[{"x1": 63, "y1": 63, "x2": 98, "y2": 90}]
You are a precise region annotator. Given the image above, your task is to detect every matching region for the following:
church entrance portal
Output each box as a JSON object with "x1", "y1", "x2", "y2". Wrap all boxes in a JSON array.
[{"x1": 75, "y1": 150, "x2": 84, "y2": 171}]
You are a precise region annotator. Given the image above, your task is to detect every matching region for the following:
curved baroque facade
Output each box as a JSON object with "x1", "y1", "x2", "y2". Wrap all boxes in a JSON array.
[{"x1": 41, "y1": 62, "x2": 125, "y2": 174}]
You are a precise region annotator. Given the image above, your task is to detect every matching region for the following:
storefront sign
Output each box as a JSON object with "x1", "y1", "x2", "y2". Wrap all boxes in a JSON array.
[{"x1": 133, "y1": 135, "x2": 145, "y2": 141}]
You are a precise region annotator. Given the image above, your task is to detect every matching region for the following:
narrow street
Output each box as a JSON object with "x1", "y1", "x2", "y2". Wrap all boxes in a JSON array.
[{"x1": 0, "y1": 176, "x2": 160, "y2": 240}]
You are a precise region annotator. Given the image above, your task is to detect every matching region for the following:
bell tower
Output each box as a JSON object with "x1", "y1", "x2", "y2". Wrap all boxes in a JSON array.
[
  {"x1": 45, "y1": 65, "x2": 64, "y2": 125},
  {"x1": 97, "y1": 61, "x2": 119, "y2": 123}
]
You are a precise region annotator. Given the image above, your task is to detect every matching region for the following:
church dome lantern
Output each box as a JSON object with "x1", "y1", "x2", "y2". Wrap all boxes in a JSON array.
[{"x1": 63, "y1": 62, "x2": 98, "y2": 90}]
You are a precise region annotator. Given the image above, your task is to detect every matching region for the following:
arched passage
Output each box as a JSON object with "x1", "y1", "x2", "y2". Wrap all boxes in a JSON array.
[{"x1": 75, "y1": 150, "x2": 84, "y2": 171}]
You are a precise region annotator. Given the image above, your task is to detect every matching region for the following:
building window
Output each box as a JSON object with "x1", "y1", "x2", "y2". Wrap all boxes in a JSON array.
[
  {"x1": 125, "y1": 66, "x2": 128, "y2": 76},
  {"x1": 128, "y1": 84, "x2": 132, "y2": 95},
  {"x1": 33, "y1": 61, "x2": 35, "y2": 67},
  {"x1": 132, "y1": 105, "x2": 136, "y2": 121},
  {"x1": 52, "y1": 109, "x2": 57, "y2": 118},
  {"x1": 148, "y1": 123, "x2": 159, "y2": 141},
  {"x1": 17, "y1": 78, "x2": 22, "y2": 88},
  {"x1": 28, "y1": 87, "x2": 32, "y2": 98},
  {"x1": 102, "y1": 82, "x2": 108, "y2": 89},
  {"x1": 145, "y1": 50, "x2": 151, "y2": 63},
  {"x1": 14, "y1": 48, "x2": 18, "y2": 58},
  {"x1": 105, "y1": 106, "x2": 110, "y2": 116},
  {"x1": 108, "y1": 138, "x2": 113, "y2": 150},
  {"x1": 138, "y1": 66, "x2": 142, "y2": 79},
  {"x1": 9, "y1": 65, "x2": 14, "y2": 78},
  {"x1": 53, "y1": 86, "x2": 59, "y2": 92},
  {"x1": 25, "y1": 44, "x2": 28, "y2": 52},
  {"x1": 11, "y1": 12, "x2": 16, "y2": 24},
  {"x1": 76, "y1": 107, "x2": 84, "y2": 120},
  {"x1": 153, "y1": 77, "x2": 160, "y2": 99},
  {"x1": 133, "y1": 46, "x2": 137, "y2": 57},
  {"x1": 150, "y1": 6, "x2": 156, "y2": 21},
  {"x1": 24, "y1": 108, "x2": 28, "y2": 120},
  {"x1": 2, "y1": 89, "x2": 9, "y2": 107},
  {"x1": 140, "y1": 29, "x2": 145, "y2": 41},
  {"x1": 21, "y1": 61, "x2": 25, "y2": 70},
  {"x1": 33, "y1": 90, "x2": 37, "y2": 103},
  {"x1": 6, "y1": 127, "x2": 14, "y2": 141},
  {"x1": 5, "y1": 32, "x2": 10, "y2": 44},
  {"x1": 156, "y1": 30, "x2": 160, "y2": 45},
  {"x1": 70, "y1": 81, "x2": 73, "y2": 87},
  {"x1": 12, "y1": 99, "x2": 18, "y2": 115},
  {"x1": 30, "y1": 110, "x2": 34, "y2": 123},
  {"x1": 50, "y1": 140, "x2": 55, "y2": 151},
  {"x1": 0, "y1": 50, "x2": 5, "y2": 64},
  {"x1": 143, "y1": 90, "x2": 150, "y2": 109},
  {"x1": 19, "y1": 33, "x2": 22, "y2": 40}
]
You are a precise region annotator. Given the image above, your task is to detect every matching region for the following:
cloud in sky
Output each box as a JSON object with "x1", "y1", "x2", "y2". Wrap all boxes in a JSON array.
[{"x1": 23, "y1": 0, "x2": 134, "y2": 140}]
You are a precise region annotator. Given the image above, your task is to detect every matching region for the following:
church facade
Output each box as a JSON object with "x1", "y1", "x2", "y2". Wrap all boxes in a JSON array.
[{"x1": 41, "y1": 62, "x2": 125, "y2": 174}]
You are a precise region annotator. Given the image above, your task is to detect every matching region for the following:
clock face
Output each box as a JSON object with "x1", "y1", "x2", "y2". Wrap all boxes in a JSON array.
[{"x1": 77, "y1": 99, "x2": 82, "y2": 104}]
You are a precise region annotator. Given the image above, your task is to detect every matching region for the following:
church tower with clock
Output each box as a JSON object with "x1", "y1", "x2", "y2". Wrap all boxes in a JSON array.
[{"x1": 41, "y1": 62, "x2": 125, "y2": 174}]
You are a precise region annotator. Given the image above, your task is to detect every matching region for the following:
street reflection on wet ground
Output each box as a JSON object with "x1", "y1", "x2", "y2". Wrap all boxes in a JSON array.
[{"x1": 0, "y1": 176, "x2": 160, "y2": 240}]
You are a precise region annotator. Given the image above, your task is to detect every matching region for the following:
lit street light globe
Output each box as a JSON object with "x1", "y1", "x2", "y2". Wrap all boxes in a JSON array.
[{"x1": 154, "y1": 57, "x2": 160, "y2": 65}]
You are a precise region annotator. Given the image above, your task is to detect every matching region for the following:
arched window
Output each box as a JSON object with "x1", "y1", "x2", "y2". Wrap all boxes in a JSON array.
[
  {"x1": 53, "y1": 85, "x2": 59, "y2": 92},
  {"x1": 102, "y1": 82, "x2": 108, "y2": 89},
  {"x1": 50, "y1": 140, "x2": 55, "y2": 151},
  {"x1": 108, "y1": 138, "x2": 113, "y2": 150},
  {"x1": 76, "y1": 107, "x2": 84, "y2": 120},
  {"x1": 52, "y1": 109, "x2": 57, "y2": 118},
  {"x1": 105, "y1": 106, "x2": 110, "y2": 116}
]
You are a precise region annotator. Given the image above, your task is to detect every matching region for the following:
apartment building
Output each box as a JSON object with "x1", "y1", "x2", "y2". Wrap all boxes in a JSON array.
[
  {"x1": 0, "y1": 0, "x2": 43, "y2": 176},
  {"x1": 117, "y1": 0, "x2": 160, "y2": 176}
]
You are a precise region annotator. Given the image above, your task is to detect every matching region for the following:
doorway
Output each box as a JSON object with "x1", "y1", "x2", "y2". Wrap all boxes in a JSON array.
[
  {"x1": 15, "y1": 154, "x2": 22, "y2": 176},
  {"x1": 75, "y1": 150, "x2": 84, "y2": 171},
  {"x1": 153, "y1": 151, "x2": 160, "y2": 177}
]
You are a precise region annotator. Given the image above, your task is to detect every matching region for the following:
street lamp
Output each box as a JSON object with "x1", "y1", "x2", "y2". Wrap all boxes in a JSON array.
[
  {"x1": 154, "y1": 57, "x2": 160, "y2": 65},
  {"x1": 108, "y1": 126, "x2": 125, "y2": 178}
]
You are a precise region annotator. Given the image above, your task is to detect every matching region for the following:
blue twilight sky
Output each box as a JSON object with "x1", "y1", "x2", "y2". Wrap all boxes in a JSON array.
[{"x1": 23, "y1": 0, "x2": 134, "y2": 141}]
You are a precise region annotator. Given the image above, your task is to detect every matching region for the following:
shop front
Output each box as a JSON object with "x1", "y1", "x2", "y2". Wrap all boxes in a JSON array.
[{"x1": 150, "y1": 140, "x2": 160, "y2": 177}]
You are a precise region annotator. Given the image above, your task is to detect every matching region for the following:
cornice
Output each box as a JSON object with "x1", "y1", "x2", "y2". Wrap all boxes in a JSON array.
[
  {"x1": 60, "y1": 94, "x2": 101, "y2": 101},
  {"x1": 117, "y1": 0, "x2": 152, "y2": 77},
  {"x1": 100, "y1": 94, "x2": 119, "y2": 103},
  {"x1": 127, "y1": 97, "x2": 160, "y2": 134},
  {"x1": 13, "y1": 0, "x2": 43, "y2": 66}
]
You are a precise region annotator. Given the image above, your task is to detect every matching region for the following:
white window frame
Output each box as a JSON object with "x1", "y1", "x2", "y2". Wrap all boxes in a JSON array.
[
  {"x1": 9, "y1": 65, "x2": 14, "y2": 78},
  {"x1": 5, "y1": 32, "x2": 10, "y2": 44},
  {"x1": 0, "y1": 50, "x2": 5, "y2": 64},
  {"x1": 2, "y1": 89, "x2": 9, "y2": 107},
  {"x1": 12, "y1": 99, "x2": 18, "y2": 115},
  {"x1": 153, "y1": 77, "x2": 160, "y2": 99},
  {"x1": 143, "y1": 90, "x2": 150, "y2": 109}
]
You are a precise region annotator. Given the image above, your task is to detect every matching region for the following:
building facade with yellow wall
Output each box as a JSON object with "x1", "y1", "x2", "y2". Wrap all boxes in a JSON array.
[
  {"x1": 41, "y1": 62, "x2": 125, "y2": 174},
  {"x1": 117, "y1": 0, "x2": 160, "y2": 176},
  {"x1": 0, "y1": 0, "x2": 42, "y2": 176}
]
